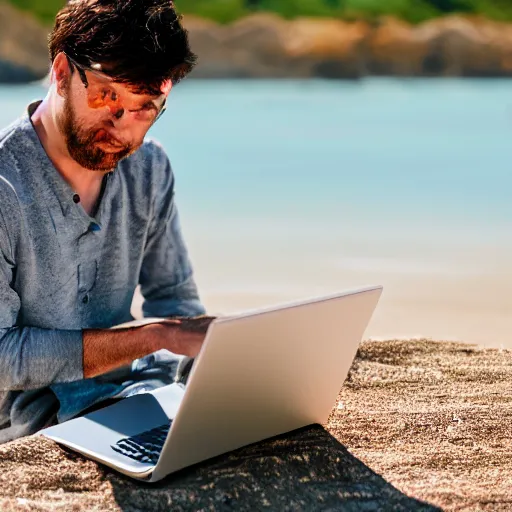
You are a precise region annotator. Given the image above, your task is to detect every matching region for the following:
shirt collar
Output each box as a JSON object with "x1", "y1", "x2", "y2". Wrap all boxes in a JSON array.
[
  {"x1": 20, "y1": 101, "x2": 80, "y2": 218},
  {"x1": 21, "y1": 101, "x2": 110, "y2": 223}
]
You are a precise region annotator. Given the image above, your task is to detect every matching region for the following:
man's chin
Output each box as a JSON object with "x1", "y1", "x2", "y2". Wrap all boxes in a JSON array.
[
  {"x1": 68, "y1": 145, "x2": 133, "y2": 171},
  {"x1": 72, "y1": 153, "x2": 122, "y2": 171},
  {"x1": 94, "y1": 141, "x2": 127, "y2": 153}
]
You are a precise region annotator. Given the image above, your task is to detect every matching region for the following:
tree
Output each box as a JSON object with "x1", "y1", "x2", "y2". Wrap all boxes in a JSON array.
[{"x1": 423, "y1": 0, "x2": 475, "y2": 13}]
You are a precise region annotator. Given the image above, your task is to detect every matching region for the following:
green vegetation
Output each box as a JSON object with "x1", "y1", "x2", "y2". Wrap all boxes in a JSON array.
[
  {"x1": 7, "y1": 0, "x2": 512, "y2": 26},
  {"x1": 7, "y1": 0, "x2": 64, "y2": 25}
]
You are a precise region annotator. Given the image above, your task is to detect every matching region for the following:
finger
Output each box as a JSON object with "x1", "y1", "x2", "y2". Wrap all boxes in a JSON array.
[{"x1": 161, "y1": 319, "x2": 182, "y2": 326}]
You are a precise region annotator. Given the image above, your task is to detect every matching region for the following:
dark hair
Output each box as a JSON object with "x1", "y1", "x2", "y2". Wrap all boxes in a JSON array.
[{"x1": 49, "y1": 0, "x2": 197, "y2": 94}]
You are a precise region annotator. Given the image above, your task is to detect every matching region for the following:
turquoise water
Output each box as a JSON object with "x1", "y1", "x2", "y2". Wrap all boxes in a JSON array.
[
  {"x1": 1, "y1": 79, "x2": 511, "y2": 344},
  {"x1": 162, "y1": 79, "x2": 511, "y2": 231},
  {"x1": 4, "y1": 80, "x2": 510, "y2": 229}
]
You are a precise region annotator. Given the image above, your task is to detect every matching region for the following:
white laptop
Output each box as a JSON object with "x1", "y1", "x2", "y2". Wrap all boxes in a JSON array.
[{"x1": 40, "y1": 285, "x2": 382, "y2": 483}]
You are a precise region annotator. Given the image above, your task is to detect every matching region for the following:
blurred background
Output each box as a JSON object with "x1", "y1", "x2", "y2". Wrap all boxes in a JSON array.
[{"x1": 0, "y1": 1, "x2": 511, "y2": 347}]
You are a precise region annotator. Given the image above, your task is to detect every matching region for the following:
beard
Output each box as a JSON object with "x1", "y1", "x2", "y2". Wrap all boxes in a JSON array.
[{"x1": 57, "y1": 92, "x2": 136, "y2": 171}]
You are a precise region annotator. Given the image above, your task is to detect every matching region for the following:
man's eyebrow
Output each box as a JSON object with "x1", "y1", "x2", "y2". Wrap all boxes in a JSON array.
[
  {"x1": 130, "y1": 89, "x2": 164, "y2": 101},
  {"x1": 128, "y1": 97, "x2": 162, "y2": 111}
]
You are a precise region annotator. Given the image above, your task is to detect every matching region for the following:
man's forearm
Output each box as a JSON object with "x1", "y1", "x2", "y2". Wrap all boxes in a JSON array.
[
  {"x1": 83, "y1": 322, "x2": 202, "y2": 379},
  {"x1": 0, "y1": 319, "x2": 212, "y2": 391}
]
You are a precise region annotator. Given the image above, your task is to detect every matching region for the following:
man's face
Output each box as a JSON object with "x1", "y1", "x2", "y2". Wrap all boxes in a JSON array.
[{"x1": 56, "y1": 61, "x2": 170, "y2": 171}]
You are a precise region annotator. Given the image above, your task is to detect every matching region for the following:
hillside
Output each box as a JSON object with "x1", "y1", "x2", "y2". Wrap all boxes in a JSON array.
[
  {"x1": 7, "y1": 0, "x2": 512, "y2": 26},
  {"x1": 0, "y1": 2, "x2": 49, "y2": 83},
  {"x1": 3, "y1": 2, "x2": 512, "y2": 82}
]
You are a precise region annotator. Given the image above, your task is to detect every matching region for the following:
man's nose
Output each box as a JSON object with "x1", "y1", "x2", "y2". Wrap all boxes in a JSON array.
[
  {"x1": 113, "y1": 108, "x2": 124, "y2": 120},
  {"x1": 108, "y1": 104, "x2": 124, "y2": 120}
]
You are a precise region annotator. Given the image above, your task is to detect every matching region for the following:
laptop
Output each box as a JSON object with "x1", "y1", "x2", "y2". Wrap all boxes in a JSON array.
[{"x1": 40, "y1": 285, "x2": 382, "y2": 483}]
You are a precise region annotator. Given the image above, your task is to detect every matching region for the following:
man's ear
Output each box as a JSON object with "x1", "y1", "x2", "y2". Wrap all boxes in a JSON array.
[
  {"x1": 52, "y1": 53, "x2": 71, "y2": 97},
  {"x1": 161, "y1": 79, "x2": 173, "y2": 96}
]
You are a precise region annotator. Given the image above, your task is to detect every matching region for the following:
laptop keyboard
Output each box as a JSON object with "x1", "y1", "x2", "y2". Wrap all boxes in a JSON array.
[{"x1": 111, "y1": 422, "x2": 171, "y2": 465}]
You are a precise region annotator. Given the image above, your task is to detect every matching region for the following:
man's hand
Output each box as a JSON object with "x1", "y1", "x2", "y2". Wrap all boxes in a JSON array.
[
  {"x1": 153, "y1": 315, "x2": 217, "y2": 358},
  {"x1": 83, "y1": 316, "x2": 217, "y2": 379}
]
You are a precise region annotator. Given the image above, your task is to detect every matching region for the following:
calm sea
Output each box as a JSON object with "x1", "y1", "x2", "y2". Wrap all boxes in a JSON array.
[{"x1": 1, "y1": 79, "x2": 511, "y2": 346}]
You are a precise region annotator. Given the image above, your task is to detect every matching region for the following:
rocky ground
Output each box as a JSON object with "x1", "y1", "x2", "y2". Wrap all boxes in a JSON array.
[
  {"x1": 4, "y1": 4, "x2": 512, "y2": 82},
  {"x1": 183, "y1": 13, "x2": 512, "y2": 79},
  {"x1": 0, "y1": 3, "x2": 50, "y2": 83},
  {"x1": 0, "y1": 339, "x2": 509, "y2": 511}
]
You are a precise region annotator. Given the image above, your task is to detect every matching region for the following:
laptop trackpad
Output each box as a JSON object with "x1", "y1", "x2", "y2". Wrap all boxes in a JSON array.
[
  {"x1": 83, "y1": 393, "x2": 170, "y2": 435},
  {"x1": 41, "y1": 384, "x2": 185, "y2": 471},
  {"x1": 84, "y1": 382, "x2": 185, "y2": 434}
]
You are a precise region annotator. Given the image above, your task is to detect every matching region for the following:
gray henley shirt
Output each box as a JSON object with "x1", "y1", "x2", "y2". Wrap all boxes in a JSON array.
[{"x1": 0, "y1": 101, "x2": 205, "y2": 442}]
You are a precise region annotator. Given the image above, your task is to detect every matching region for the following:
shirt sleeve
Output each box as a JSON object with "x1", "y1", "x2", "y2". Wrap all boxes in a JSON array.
[
  {"x1": 138, "y1": 150, "x2": 206, "y2": 318},
  {"x1": 0, "y1": 203, "x2": 84, "y2": 392}
]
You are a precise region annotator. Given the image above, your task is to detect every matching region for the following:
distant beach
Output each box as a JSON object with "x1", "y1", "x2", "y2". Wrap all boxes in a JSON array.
[{"x1": 2, "y1": 79, "x2": 511, "y2": 348}]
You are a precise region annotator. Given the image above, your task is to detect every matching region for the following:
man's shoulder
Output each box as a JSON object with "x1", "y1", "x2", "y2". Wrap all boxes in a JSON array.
[
  {"x1": 0, "y1": 116, "x2": 27, "y2": 153},
  {"x1": 0, "y1": 115, "x2": 32, "y2": 174},
  {"x1": 127, "y1": 137, "x2": 171, "y2": 170},
  {"x1": 120, "y1": 137, "x2": 174, "y2": 190},
  {"x1": 0, "y1": 118, "x2": 27, "y2": 204},
  {"x1": 0, "y1": 120, "x2": 25, "y2": 245}
]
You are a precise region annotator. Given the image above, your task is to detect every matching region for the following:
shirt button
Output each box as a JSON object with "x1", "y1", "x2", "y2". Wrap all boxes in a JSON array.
[
  {"x1": 82, "y1": 295, "x2": 90, "y2": 304},
  {"x1": 73, "y1": 194, "x2": 81, "y2": 204}
]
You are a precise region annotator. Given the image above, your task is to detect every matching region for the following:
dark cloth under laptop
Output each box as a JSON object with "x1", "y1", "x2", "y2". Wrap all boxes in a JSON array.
[{"x1": 0, "y1": 350, "x2": 194, "y2": 445}]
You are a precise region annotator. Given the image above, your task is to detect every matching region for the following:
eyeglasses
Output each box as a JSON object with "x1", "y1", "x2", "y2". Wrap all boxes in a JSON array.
[{"x1": 65, "y1": 54, "x2": 167, "y2": 124}]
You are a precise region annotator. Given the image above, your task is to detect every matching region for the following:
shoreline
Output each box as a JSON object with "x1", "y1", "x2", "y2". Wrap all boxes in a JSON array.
[{"x1": 131, "y1": 283, "x2": 512, "y2": 350}]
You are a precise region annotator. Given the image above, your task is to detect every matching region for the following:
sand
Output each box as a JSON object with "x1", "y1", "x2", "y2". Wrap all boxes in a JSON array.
[{"x1": 0, "y1": 339, "x2": 510, "y2": 511}]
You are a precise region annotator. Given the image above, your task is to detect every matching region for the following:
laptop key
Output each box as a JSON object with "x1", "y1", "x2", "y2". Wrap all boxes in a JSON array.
[{"x1": 111, "y1": 422, "x2": 172, "y2": 465}]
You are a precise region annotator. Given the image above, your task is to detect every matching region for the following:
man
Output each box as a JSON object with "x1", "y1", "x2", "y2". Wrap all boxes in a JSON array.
[{"x1": 0, "y1": 0, "x2": 212, "y2": 443}]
